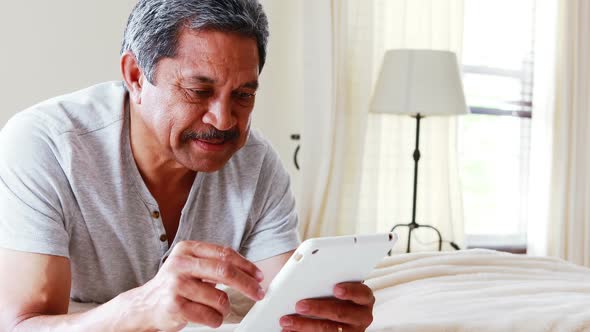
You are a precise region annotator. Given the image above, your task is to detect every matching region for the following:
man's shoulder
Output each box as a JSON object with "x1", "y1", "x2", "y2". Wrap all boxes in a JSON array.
[{"x1": 8, "y1": 81, "x2": 127, "y2": 138}]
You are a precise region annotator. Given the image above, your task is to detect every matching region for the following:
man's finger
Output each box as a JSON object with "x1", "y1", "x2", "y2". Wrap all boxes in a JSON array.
[
  {"x1": 172, "y1": 241, "x2": 264, "y2": 281},
  {"x1": 169, "y1": 256, "x2": 264, "y2": 301},
  {"x1": 178, "y1": 297, "x2": 225, "y2": 328},
  {"x1": 294, "y1": 298, "x2": 373, "y2": 327},
  {"x1": 334, "y1": 282, "x2": 375, "y2": 306},
  {"x1": 175, "y1": 277, "x2": 231, "y2": 317}
]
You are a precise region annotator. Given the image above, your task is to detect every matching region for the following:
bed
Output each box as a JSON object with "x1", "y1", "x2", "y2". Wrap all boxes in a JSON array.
[
  {"x1": 366, "y1": 249, "x2": 590, "y2": 331},
  {"x1": 70, "y1": 249, "x2": 590, "y2": 331}
]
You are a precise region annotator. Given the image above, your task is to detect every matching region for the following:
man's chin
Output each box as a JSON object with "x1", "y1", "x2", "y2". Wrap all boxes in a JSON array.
[
  {"x1": 174, "y1": 138, "x2": 245, "y2": 172},
  {"x1": 176, "y1": 153, "x2": 233, "y2": 173}
]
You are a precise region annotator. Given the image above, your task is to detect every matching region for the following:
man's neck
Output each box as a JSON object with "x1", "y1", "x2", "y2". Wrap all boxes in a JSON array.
[{"x1": 128, "y1": 103, "x2": 196, "y2": 195}]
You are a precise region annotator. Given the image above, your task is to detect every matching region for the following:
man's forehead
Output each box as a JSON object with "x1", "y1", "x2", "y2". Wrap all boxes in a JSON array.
[
  {"x1": 182, "y1": 73, "x2": 259, "y2": 89},
  {"x1": 175, "y1": 30, "x2": 259, "y2": 65},
  {"x1": 170, "y1": 30, "x2": 260, "y2": 85}
]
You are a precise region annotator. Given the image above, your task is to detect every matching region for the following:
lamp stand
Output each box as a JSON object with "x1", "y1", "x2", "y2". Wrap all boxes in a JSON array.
[{"x1": 390, "y1": 114, "x2": 443, "y2": 254}]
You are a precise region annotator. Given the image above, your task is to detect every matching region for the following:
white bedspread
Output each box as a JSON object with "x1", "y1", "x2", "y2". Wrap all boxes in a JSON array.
[
  {"x1": 366, "y1": 249, "x2": 590, "y2": 332},
  {"x1": 70, "y1": 249, "x2": 590, "y2": 331}
]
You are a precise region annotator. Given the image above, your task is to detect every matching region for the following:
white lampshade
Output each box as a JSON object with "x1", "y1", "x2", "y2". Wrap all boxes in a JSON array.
[{"x1": 370, "y1": 49, "x2": 469, "y2": 116}]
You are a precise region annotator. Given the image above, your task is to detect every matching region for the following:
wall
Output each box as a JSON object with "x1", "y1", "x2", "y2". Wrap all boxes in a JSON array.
[
  {"x1": 0, "y1": 1, "x2": 137, "y2": 126},
  {"x1": 0, "y1": 1, "x2": 304, "y2": 189},
  {"x1": 254, "y1": 0, "x2": 305, "y2": 196}
]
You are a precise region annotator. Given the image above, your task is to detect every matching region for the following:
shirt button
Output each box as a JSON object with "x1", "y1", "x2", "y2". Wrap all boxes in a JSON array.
[
  {"x1": 159, "y1": 234, "x2": 168, "y2": 242},
  {"x1": 152, "y1": 211, "x2": 160, "y2": 219}
]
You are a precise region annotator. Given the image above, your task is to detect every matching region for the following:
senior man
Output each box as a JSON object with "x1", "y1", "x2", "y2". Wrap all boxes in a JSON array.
[{"x1": 0, "y1": 0, "x2": 374, "y2": 331}]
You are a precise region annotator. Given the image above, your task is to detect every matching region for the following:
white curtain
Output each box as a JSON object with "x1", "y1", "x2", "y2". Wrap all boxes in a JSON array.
[
  {"x1": 297, "y1": 0, "x2": 466, "y2": 247},
  {"x1": 529, "y1": 0, "x2": 590, "y2": 267},
  {"x1": 356, "y1": 0, "x2": 466, "y2": 252},
  {"x1": 297, "y1": 0, "x2": 364, "y2": 238},
  {"x1": 526, "y1": 0, "x2": 558, "y2": 257}
]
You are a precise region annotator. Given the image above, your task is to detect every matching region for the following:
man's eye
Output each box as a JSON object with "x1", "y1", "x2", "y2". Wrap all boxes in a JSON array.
[
  {"x1": 236, "y1": 92, "x2": 255, "y2": 100},
  {"x1": 189, "y1": 89, "x2": 213, "y2": 98}
]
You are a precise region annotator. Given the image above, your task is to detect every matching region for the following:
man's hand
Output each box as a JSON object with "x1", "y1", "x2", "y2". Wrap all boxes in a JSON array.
[
  {"x1": 279, "y1": 282, "x2": 375, "y2": 332},
  {"x1": 119, "y1": 241, "x2": 265, "y2": 331}
]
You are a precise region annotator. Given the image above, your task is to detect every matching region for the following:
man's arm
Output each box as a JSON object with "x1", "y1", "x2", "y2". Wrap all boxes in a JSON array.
[
  {"x1": 0, "y1": 245, "x2": 291, "y2": 332},
  {"x1": 0, "y1": 248, "x2": 131, "y2": 331},
  {"x1": 0, "y1": 241, "x2": 266, "y2": 332}
]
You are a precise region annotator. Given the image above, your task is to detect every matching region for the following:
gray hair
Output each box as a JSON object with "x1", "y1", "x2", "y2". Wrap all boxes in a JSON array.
[{"x1": 121, "y1": 0, "x2": 269, "y2": 83}]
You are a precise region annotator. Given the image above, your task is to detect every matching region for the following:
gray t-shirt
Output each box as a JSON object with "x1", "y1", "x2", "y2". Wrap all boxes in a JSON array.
[{"x1": 0, "y1": 81, "x2": 300, "y2": 304}]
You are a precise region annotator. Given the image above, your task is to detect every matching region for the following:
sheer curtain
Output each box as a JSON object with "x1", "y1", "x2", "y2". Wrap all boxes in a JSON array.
[
  {"x1": 526, "y1": 0, "x2": 558, "y2": 257},
  {"x1": 356, "y1": 0, "x2": 466, "y2": 252},
  {"x1": 297, "y1": 0, "x2": 466, "y2": 246},
  {"x1": 529, "y1": 0, "x2": 590, "y2": 267},
  {"x1": 298, "y1": 0, "x2": 369, "y2": 238}
]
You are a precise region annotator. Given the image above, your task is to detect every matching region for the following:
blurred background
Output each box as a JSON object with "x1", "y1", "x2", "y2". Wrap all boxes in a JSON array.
[{"x1": 2, "y1": 0, "x2": 588, "y2": 266}]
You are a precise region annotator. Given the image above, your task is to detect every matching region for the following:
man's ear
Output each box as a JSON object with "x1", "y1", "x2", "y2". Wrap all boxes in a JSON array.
[{"x1": 120, "y1": 51, "x2": 145, "y2": 105}]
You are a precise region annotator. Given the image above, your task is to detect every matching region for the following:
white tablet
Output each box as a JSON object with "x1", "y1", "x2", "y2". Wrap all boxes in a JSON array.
[{"x1": 235, "y1": 233, "x2": 398, "y2": 332}]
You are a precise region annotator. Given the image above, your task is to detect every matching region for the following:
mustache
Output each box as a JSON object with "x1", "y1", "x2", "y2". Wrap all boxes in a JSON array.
[{"x1": 181, "y1": 127, "x2": 240, "y2": 142}]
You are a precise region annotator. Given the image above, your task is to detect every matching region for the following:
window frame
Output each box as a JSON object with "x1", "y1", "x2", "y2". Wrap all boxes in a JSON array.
[{"x1": 461, "y1": 65, "x2": 533, "y2": 252}]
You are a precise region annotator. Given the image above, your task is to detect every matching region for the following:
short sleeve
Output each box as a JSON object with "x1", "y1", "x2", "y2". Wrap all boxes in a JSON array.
[
  {"x1": 0, "y1": 113, "x2": 70, "y2": 257},
  {"x1": 240, "y1": 145, "x2": 300, "y2": 262}
]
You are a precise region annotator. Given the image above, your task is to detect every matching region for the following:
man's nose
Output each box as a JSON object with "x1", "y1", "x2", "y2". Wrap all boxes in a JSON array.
[{"x1": 202, "y1": 98, "x2": 237, "y2": 131}]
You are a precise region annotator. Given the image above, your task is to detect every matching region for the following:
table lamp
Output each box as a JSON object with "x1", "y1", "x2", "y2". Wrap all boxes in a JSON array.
[{"x1": 370, "y1": 49, "x2": 469, "y2": 253}]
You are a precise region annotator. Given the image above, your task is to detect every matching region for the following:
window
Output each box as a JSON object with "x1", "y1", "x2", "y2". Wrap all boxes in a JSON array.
[{"x1": 460, "y1": 0, "x2": 536, "y2": 249}]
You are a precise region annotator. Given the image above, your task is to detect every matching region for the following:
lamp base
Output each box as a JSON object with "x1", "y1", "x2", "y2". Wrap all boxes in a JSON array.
[{"x1": 389, "y1": 221, "x2": 443, "y2": 254}]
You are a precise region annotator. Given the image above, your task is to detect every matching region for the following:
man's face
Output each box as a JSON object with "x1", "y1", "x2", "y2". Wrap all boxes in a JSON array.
[{"x1": 137, "y1": 29, "x2": 260, "y2": 172}]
